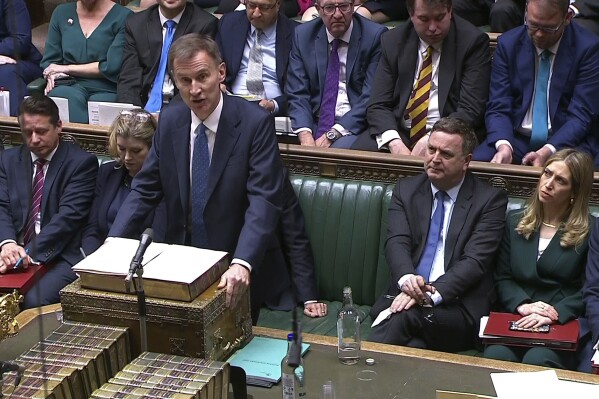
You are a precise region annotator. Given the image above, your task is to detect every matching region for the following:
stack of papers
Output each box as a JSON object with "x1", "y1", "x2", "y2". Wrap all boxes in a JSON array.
[
  {"x1": 491, "y1": 370, "x2": 599, "y2": 399},
  {"x1": 227, "y1": 336, "x2": 310, "y2": 387}
]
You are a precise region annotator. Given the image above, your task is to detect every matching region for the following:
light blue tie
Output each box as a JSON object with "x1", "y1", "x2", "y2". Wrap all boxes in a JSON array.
[
  {"x1": 415, "y1": 191, "x2": 447, "y2": 280},
  {"x1": 530, "y1": 50, "x2": 551, "y2": 151},
  {"x1": 191, "y1": 124, "x2": 209, "y2": 247},
  {"x1": 145, "y1": 20, "x2": 176, "y2": 113}
]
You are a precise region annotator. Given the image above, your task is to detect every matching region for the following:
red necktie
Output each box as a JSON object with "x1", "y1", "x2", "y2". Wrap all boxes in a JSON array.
[{"x1": 23, "y1": 159, "x2": 46, "y2": 246}]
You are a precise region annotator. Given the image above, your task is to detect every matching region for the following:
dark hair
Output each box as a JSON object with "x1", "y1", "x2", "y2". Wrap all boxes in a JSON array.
[
  {"x1": 430, "y1": 117, "x2": 478, "y2": 155},
  {"x1": 168, "y1": 34, "x2": 223, "y2": 74},
  {"x1": 18, "y1": 95, "x2": 60, "y2": 127},
  {"x1": 407, "y1": 0, "x2": 452, "y2": 14},
  {"x1": 526, "y1": 0, "x2": 570, "y2": 15}
]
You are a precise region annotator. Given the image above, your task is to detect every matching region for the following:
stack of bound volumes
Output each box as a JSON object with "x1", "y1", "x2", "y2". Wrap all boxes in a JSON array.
[
  {"x1": 2, "y1": 321, "x2": 130, "y2": 399},
  {"x1": 90, "y1": 352, "x2": 230, "y2": 399}
]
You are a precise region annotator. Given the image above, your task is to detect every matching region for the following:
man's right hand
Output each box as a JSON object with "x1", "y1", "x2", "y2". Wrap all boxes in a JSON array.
[
  {"x1": 388, "y1": 139, "x2": 411, "y2": 155},
  {"x1": 0, "y1": 243, "x2": 30, "y2": 272},
  {"x1": 490, "y1": 144, "x2": 513, "y2": 164},
  {"x1": 298, "y1": 130, "x2": 316, "y2": 146},
  {"x1": 401, "y1": 275, "x2": 434, "y2": 304}
]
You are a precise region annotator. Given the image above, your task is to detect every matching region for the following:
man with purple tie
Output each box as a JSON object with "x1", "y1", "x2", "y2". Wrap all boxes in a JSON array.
[{"x1": 286, "y1": 0, "x2": 385, "y2": 149}]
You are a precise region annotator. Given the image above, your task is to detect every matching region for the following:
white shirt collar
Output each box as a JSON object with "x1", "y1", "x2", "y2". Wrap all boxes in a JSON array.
[
  {"x1": 30, "y1": 143, "x2": 58, "y2": 164},
  {"x1": 191, "y1": 93, "x2": 224, "y2": 133},
  {"x1": 158, "y1": 5, "x2": 185, "y2": 26},
  {"x1": 430, "y1": 176, "x2": 465, "y2": 203},
  {"x1": 250, "y1": 18, "x2": 278, "y2": 40}
]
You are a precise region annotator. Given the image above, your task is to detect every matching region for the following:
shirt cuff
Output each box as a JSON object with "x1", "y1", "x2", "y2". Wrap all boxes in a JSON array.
[
  {"x1": 0, "y1": 239, "x2": 17, "y2": 249},
  {"x1": 398, "y1": 274, "x2": 414, "y2": 290},
  {"x1": 543, "y1": 144, "x2": 556, "y2": 154},
  {"x1": 495, "y1": 139, "x2": 513, "y2": 152},
  {"x1": 332, "y1": 123, "x2": 351, "y2": 136},
  {"x1": 430, "y1": 291, "x2": 443, "y2": 306},
  {"x1": 376, "y1": 130, "x2": 401, "y2": 150},
  {"x1": 271, "y1": 99, "x2": 279, "y2": 114},
  {"x1": 293, "y1": 127, "x2": 312, "y2": 135},
  {"x1": 570, "y1": 4, "x2": 579, "y2": 16},
  {"x1": 232, "y1": 258, "x2": 252, "y2": 272},
  {"x1": 304, "y1": 300, "x2": 317, "y2": 305}
]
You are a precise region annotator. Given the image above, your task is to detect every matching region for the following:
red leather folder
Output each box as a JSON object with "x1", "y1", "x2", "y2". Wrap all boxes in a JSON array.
[
  {"x1": 0, "y1": 265, "x2": 47, "y2": 294},
  {"x1": 483, "y1": 311, "x2": 579, "y2": 351}
]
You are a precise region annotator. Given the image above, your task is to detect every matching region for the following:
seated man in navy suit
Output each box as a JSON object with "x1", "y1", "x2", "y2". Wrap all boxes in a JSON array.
[
  {"x1": 0, "y1": 95, "x2": 98, "y2": 309},
  {"x1": 473, "y1": 0, "x2": 599, "y2": 167},
  {"x1": 216, "y1": 0, "x2": 298, "y2": 116},
  {"x1": 286, "y1": 0, "x2": 386, "y2": 149}
]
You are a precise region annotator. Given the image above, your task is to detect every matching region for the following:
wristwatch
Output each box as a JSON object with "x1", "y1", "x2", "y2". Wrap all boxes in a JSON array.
[{"x1": 326, "y1": 129, "x2": 341, "y2": 142}]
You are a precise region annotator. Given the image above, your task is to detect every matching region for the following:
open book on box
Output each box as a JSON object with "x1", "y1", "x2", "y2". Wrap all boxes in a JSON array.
[{"x1": 72, "y1": 237, "x2": 229, "y2": 302}]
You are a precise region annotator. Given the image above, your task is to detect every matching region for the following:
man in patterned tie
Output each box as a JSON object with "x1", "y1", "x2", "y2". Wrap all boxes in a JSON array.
[
  {"x1": 0, "y1": 95, "x2": 98, "y2": 309},
  {"x1": 352, "y1": 0, "x2": 491, "y2": 156},
  {"x1": 368, "y1": 117, "x2": 507, "y2": 351},
  {"x1": 286, "y1": 0, "x2": 386, "y2": 149},
  {"x1": 117, "y1": 0, "x2": 218, "y2": 109},
  {"x1": 473, "y1": 0, "x2": 599, "y2": 167},
  {"x1": 110, "y1": 35, "x2": 287, "y2": 323},
  {"x1": 216, "y1": 0, "x2": 299, "y2": 116}
]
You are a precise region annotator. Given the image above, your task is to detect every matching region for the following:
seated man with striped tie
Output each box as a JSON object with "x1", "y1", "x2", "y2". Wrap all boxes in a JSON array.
[
  {"x1": 351, "y1": 0, "x2": 491, "y2": 155},
  {"x1": 0, "y1": 95, "x2": 98, "y2": 309},
  {"x1": 286, "y1": 0, "x2": 386, "y2": 149},
  {"x1": 473, "y1": 0, "x2": 599, "y2": 167},
  {"x1": 368, "y1": 118, "x2": 507, "y2": 352},
  {"x1": 117, "y1": 0, "x2": 218, "y2": 111},
  {"x1": 216, "y1": 0, "x2": 299, "y2": 117}
]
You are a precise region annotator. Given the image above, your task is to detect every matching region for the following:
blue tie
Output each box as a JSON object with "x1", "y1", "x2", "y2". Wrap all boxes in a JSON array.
[
  {"x1": 145, "y1": 20, "x2": 176, "y2": 113},
  {"x1": 530, "y1": 50, "x2": 551, "y2": 151},
  {"x1": 191, "y1": 124, "x2": 209, "y2": 247},
  {"x1": 415, "y1": 191, "x2": 447, "y2": 280}
]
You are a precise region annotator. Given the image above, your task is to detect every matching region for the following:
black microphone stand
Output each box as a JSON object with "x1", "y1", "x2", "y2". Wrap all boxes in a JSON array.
[{"x1": 126, "y1": 260, "x2": 148, "y2": 353}]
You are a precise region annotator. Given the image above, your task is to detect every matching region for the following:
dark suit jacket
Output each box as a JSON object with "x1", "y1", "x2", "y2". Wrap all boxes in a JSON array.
[
  {"x1": 496, "y1": 210, "x2": 592, "y2": 324},
  {"x1": 0, "y1": 0, "x2": 41, "y2": 63},
  {"x1": 485, "y1": 22, "x2": 599, "y2": 152},
  {"x1": 286, "y1": 14, "x2": 386, "y2": 135},
  {"x1": 0, "y1": 142, "x2": 98, "y2": 266},
  {"x1": 371, "y1": 172, "x2": 507, "y2": 325},
  {"x1": 365, "y1": 15, "x2": 490, "y2": 146},
  {"x1": 216, "y1": 11, "x2": 298, "y2": 117},
  {"x1": 573, "y1": 0, "x2": 599, "y2": 17},
  {"x1": 81, "y1": 162, "x2": 166, "y2": 255},
  {"x1": 109, "y1": 95, "x2": 288, "y2": 306},
  {"x1": 582, "y1": 219, "x2": 599, "y2": 358},
  {"x1": 117, "y1": 3, "x2": 218, "y2": 106}
]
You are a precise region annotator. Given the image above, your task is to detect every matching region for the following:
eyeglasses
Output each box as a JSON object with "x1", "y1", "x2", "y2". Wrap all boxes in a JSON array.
[
  {"x1": 120, "y1": 109, "x2": 152, "y2": 123},
  {"x1": 318, "y1": 2, "x2": 352, "y2": 15},
  {"x1": 244, "y1": 0, "x2": 279, "y2": 12},
  {"x1": 524, "y1": 16, "x2": 565, "y2": 34}
]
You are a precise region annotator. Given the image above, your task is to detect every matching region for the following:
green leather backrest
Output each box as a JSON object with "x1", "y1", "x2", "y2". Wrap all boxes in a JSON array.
[{"x1": 290, "y1": 175, "x2": 391, "y2": 307}]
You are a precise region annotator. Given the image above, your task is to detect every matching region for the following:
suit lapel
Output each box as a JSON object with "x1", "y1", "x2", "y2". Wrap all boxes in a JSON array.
[
  {"x1": 398, "y1": 29, "x2": 419, "y2": 115},
  {"x1": 173, "y1": 110, "x2": 192, "y2": 215},
  {"x1": 316, "y1": 24, "x2": 328, "y2": 97},
  {"x1": 275, "y1": 15, "x2": 291, "y2": 85},
  {"x1": 549, "y1": 26, "x2": 574, "y2": 121},
  {"x1": 518, "y1": 34, "x2": 536, "y2": 113},
  {"x1": 444, "y1": 174, "x2": 473, "y2": 267},
  {"x1": 438, "y1": 21, "x2": 457, "y2": 114},
  {"x1": 16, "y1": 147, "x2": 32, "y2": 229},
  {"x1": 40, "y1": 143, "x2": 67, "y2": 221},
  {"x1": 415, "y1": 182, "x2": 433, "y2": 259},
  {"x1": 206, "y1": 95, "x2": 242, "y2": 202},
  {"x1": 345, "y1": 16, "x2": 361, "y2": 80},
  {"x1": 173, "y1": 5, "x2": 192, "y2": 41},
  {"x1": 147, "y1": 8, "x2": 164, "y2": 76},
  {"x1": 231, "y1": 15, "x2": 251, "y2": 80}
]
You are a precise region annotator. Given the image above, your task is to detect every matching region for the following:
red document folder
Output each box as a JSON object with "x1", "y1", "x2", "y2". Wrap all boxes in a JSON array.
[
  {"x1": 483, "y1": 311, "x2": 579, "y2": 351},
  {"x1": 0, "y1": 265, "x2": 47, "y2": 294}
]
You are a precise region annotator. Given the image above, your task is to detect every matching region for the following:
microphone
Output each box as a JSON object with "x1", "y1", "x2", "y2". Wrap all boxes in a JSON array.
[
  {"x1": 125, "y1": 228, "x2": 153, "y2": 282},
  {"x1": 0, "y1": 361, "x2": 25, "y2": 385}
]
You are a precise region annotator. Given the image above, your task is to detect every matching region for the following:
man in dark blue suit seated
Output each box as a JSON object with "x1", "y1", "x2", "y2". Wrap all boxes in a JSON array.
[
  {"x1": 473, "y1": 0, "x2": 599, "y2": 167},
  {"x1": 109, "y1": 34, "x2": 291, "y2": 323},
  {"x1": 286, "y1": 0, "x2": 386, "y2": 149},
  {"x1": 216, "y1": 0, "x2": 298, "y2": 116},
  {"x1": 0, "y1": 95, "x2": 98, "y2": 309},
  {"x1": 579, "y1": 221, "x2": 599, "y2": 372}
]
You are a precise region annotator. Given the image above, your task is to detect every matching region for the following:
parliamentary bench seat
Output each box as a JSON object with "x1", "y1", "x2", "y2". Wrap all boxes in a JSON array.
[{"x1": 2, "y1": 118, "x2": 599, "y2": 353}]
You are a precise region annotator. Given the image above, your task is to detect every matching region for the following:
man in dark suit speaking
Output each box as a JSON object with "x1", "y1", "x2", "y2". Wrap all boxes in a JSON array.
[
  {"x1": 117, "y1": 0, "x2": 218, "y2": 110},
  {"x1": 109, "y1": 35, "x2": 286, "y2": 321},
  {"x1": 0, "y1": 95, "x2": 98, "y2": 309},
  {"x1": 369, "y1": 117, "x2": 507, "y2": 351}
]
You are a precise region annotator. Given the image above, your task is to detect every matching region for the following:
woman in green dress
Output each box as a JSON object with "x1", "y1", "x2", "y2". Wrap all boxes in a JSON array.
[{"x1": 41, "y1": 0, "x2": 132, "y2": 123}]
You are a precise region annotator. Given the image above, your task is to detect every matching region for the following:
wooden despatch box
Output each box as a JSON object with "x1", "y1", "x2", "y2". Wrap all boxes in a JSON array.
[{"x1": 60, "y1": 279, "x2": 252, "y2": 361}]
